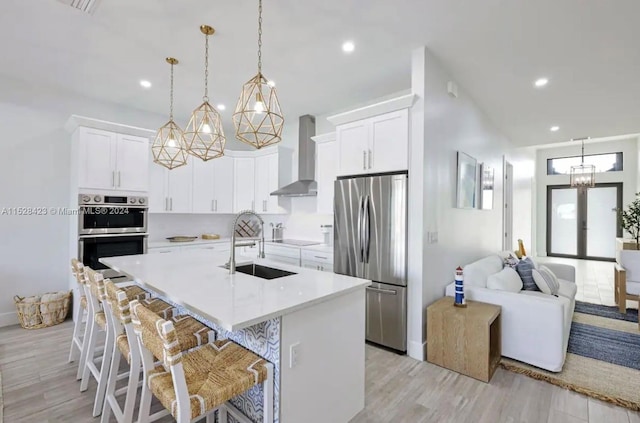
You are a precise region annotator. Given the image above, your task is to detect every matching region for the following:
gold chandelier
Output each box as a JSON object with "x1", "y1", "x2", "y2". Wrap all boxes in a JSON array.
[
  {"x1": 151, "y1": 57, "x2": 188, "y2": 170},
  {"x1": 184, "y1": 25, "x2": 226, "y2": 161},
  {"x1": 570, "y1": 137, "x2": 595, "y2": 188},
  {"x1": 233, "y1": 0, "x2": 284, "y2": 149}
]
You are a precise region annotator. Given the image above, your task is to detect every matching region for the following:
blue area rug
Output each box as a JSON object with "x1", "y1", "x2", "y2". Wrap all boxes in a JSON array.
[
  {"x1": 575, "y1": 300, "x2": 638, "y2": 322},
  {"x1": 568, "y1": 322, "x2": 640, "y2": 370}
]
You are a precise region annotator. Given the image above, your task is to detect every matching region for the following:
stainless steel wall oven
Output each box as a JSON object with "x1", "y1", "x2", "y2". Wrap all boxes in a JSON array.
[{"x1": 77, "y1": 194, "x2": 148, "y2": 279}]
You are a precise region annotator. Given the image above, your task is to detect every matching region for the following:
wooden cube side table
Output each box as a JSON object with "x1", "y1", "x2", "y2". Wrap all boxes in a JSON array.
[{"x1": 426, "y1": 297, "x2": 501, "y2": 383}]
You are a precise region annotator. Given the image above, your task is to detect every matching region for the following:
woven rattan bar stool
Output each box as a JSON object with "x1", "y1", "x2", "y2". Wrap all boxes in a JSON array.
[
  {"x1": 131, "y1": 300, "x2": 274, "y2": 423},
  {"x1": 101, "y1": 282, "x2": 215, "y2": 423},
  {"x1": 68, "y1": 259, "x2": 89, "y2": 365},
  {"x1": 80, "y1": 269, "x2": 151, "y2": 417}
]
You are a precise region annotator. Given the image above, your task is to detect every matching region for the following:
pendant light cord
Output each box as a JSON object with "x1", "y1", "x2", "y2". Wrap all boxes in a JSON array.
[
  {"x1": 257, "y1": 0, "x2": 263, "y2": 74},
  {"x1": 203, "y1": 33, "x2": 210, "y2": 102},
  {"x1": 169, "y1": 62, "x2": 175, "y2": 120},
  {"x1": 581, "y1": 139, "x2": 585, "y2": 165}
]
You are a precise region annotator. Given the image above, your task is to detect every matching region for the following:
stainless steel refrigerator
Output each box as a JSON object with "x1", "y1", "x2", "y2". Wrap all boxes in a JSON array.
[{"x1": 334, "y1": 172, "x2": 407, "y2": 352}]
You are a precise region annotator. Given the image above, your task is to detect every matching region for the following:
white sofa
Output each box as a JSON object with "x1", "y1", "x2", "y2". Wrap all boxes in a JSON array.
[{"x1": 445, "y1": 255, "x2": 577, "y2": 372}]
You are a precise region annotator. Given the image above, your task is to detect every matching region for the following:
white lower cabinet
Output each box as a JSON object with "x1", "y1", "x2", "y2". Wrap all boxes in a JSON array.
[{"x1": 301, "y1": 249, "x2": 334, "y2": 272}]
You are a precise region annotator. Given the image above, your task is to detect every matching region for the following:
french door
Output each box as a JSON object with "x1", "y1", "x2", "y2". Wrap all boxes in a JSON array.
[{"x1": 547, "y1": 183, "x2": 622, "y2": 261}]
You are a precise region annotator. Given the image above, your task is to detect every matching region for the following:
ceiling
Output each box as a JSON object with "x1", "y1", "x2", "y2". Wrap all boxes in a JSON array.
[{"x1": 1, "y1": 0, "x2": 639, "y2": 147}]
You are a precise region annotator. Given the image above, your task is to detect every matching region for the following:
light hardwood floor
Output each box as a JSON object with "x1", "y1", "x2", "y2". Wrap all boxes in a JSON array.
[{"x1": 1, "y1": 322, "x2": 639, "y2": 423}]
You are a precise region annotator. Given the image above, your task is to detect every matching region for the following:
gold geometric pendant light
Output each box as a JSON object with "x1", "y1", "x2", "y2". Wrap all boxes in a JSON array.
[
  {"x1": 184, "y1": 25, "x2": 226, "y2": 161},
  {"x1": 152, "y1": 57, "x2": 188, "y2": 170},
  {"x1": 233, "y1": 0, "x2": 284, "y2": 149}
]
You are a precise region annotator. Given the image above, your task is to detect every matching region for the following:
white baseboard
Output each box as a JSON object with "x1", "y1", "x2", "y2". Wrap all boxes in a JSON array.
[
  {"x1": 407, "y1": 340, "x2": 426, "y2": 361},
  {"x1": 0, "y1": 311, "x2": 18, "y2": 327}
]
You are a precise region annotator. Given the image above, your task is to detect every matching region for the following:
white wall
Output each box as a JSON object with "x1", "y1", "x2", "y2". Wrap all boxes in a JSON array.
[
  {"x1": 535, "y1": 137, "x2": 639, "y2": 256},
  {"x1": 0, "y1": 75, "x2": 172, "y2": 326},
  {"x1": 406, "y1": 47, "x2": 533, "y2": 360}
]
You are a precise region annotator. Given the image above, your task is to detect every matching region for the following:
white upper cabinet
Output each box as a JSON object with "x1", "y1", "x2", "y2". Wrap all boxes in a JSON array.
[
  {"x1": 148, "y1": 160, "x2": 168, "y2": 213},
  {"x1": 369, "y1": 110, "x2": 409, "y2": 173},
  {"x1": 166, "y1": 163, "x2": 193, "y2": 213},
  {"x1": 212, "y1": 156, "x2": 234, "y2": 213},
  {"x1": 148, "y1": 160, "x2": 192, "y2": 213},
  {"x1": 78, "y1": 127, "x2": 117, "y2": 190},
  {"x1": 254, "y1": 152, "x2": 284, "y2": 214},
  {"x1": 192, "y1": 159, "x2": 215, "y2": 213},
  {"x1": 328, "y1": 96, "x2": 414, "y2": 177},
  {"x1": 234, "y1": 158, "x2": 256, "y2": 212},
  {"x1": 116, "y1": 134, "x2": 150, "y2": 191},
  {"x1": 336, "y1": 109, "x2": 408, "y2": 176},
  {"x1": 254, "y1": 154, "x2": 270, "y2": 213},
  {"x1": 77, "y1": 127, "x2": 149, "y2": 192},
  {"x1": 337, "y1": 121, "x2": 370, "y2": 176},
  {"x1": 313, "y1": 133, "x2": 338, "y2": 214}
]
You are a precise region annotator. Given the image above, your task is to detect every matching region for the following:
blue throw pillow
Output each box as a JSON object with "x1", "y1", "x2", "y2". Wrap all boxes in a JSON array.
[{"x1": 516, "y1": 257, "x2": 539, "y2": 291}]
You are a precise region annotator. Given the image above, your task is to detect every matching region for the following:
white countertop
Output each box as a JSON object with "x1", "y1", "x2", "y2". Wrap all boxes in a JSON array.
[
  {"x1": 148, "y1": 238, "x2": 231, "y2": 249},
  {"x1": 100, "y1": 250, "x2": 369, "y2": 331}
]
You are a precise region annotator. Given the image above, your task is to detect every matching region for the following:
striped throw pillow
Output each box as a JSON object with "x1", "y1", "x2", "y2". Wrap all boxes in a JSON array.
[
  {"x1": 532, "y1": 266, "x2": 560, "y2": 296},
  {"x1": 515, "y1": 257, "x2": 538, "y2": 291}
]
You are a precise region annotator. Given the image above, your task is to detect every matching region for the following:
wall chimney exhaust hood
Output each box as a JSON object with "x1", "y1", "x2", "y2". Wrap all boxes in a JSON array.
[{"x1": 271, "y1": 115, "x2": 317, "y2": 197}]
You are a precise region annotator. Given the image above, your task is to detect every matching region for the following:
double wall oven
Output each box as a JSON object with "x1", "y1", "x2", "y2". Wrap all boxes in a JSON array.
[{"x1": 78, "y1": 194, "x2": 148, "y2": 280}]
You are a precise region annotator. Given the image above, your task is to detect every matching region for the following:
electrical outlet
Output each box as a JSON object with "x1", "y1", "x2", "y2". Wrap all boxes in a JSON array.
[{"x1": 289, "y1": 342, "x2": 300, "y2": 368}]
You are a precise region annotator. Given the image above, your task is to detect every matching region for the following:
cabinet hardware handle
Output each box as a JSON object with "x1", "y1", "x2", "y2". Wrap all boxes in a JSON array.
[
  {"x1": 170, "y1": 197, "x2": 173, "y2": 211},
  {"x1": 314, "y1": 255, "x2": 327, "y2": 259},
  {"x1": 366, "y1": 287, "x2": 397, "y2": 295},
  {"x1": 112, "y1": 171, "x2": 116, "y2": 188},
  {"x1": 368, "y1": 149, "x2": 372, "y2": 169},
  {"x1": 215, "y1": 199, "x2": 217, "y2": 212},
  {"x1": 211, "y1": 200, "x2": 214, "y2": 212},
  {"x1": 165, "y1": 198, "x2": 169, "y2": 211},
  {"x1": 118, "y1": 171, "x2": 121, "y2": 187},
  {"x1": 363, "y1": 151, "x2": 366, "y2": 170},
  {"x1": 251, "y1": 200, "x2": 255, "y2": 211}
]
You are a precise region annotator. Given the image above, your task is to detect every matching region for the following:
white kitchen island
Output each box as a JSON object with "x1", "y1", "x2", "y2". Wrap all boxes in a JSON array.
[{"x1": 101, "y1": 249, "x2": 370, "y2": 423}]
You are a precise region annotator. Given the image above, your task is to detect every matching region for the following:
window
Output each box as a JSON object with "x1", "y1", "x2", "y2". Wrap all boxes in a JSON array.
[{"x1": 547, "y1": 152, "x2": 623, "y2": 175}]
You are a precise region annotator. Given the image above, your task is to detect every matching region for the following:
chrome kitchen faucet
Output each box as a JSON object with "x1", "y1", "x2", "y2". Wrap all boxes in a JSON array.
[{"x1": 228, "y1": 210, "x2": 265, "y2": 274}]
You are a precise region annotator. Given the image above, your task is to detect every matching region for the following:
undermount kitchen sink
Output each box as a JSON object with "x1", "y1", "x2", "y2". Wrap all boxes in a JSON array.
[{"x1": 230, "y1": 263, "x2": 297, "y2": 280}]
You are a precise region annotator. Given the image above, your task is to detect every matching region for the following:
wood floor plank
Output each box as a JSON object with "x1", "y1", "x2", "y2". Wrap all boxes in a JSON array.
[
  {"x1": 588, "y1": 398, "x2": 631, "y2": 423},
  {"x1": 548, "y1": 409, "x2": 588, "y2": 423},
  {"x1": 1, "y1": 321, "x2": 637, "y2": 423},
  {"x1": 550, "y1": 384, "x2": 589, "y2": 421}
]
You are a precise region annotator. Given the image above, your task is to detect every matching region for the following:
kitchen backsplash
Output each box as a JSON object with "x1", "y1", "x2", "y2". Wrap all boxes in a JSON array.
[{"x1": 148, "y1": 210, "x2": 333, "y2": 243}]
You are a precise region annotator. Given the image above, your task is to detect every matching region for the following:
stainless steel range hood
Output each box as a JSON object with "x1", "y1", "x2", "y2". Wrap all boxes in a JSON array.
[{"x1": 271, "y1": 115, "x2": 317, "y2": 197}]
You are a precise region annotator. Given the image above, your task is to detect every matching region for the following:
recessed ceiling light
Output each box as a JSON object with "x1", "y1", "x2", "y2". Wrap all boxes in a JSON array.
[
  {"x1": 267, "y1": 80, "x2": 276, "y2": 87},
  {"x1": 139, "y1": 80, "x2": 152, "y2": 89},
  {"x1": 550, "y1": 126, "x2": 560, "y2": 132},
  {"x1": 342, "y1": 41, "x2": 355, "y2": 53},
  {"x1": 534, "y1": 78, "x2": 549, "y2": 88},
  {"x1": 217, "y1": 104, "x2": 226, "y2": 111}
]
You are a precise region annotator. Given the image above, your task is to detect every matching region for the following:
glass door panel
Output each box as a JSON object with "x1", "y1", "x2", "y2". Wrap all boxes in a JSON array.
[
  {"x1": 586, "y1": 187, "x2": 619, "y2": 259},
  {"x1": 550, "y1": 188, "x2": 578, "y2": 256}
]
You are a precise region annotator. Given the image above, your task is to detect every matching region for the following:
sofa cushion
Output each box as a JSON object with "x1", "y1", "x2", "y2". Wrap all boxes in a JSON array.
[
  {"x1": 516, "y1": 257, "x2": 539, "y2": 291},
  {"x1": 463, "y1": 255, "x2": 504, "y2": 288},
  {"x1": 521, "y1": 290, "x2": 572, "y2": 328},
  {"x1": 557, "y1": 279, "x2": 577, "y2": 300},
  {"x1": 532, "y1": 266, "x2": 560, "y2": 296},
  {"x1": 620, "y1": 250, "x2": 640, "y2": 283},
  {"x1": 487, "y1": 268, "x2": 523, "y2": 293}
]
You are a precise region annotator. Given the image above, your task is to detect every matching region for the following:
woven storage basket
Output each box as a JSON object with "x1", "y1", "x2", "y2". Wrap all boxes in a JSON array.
[{"x1": 14, "y1": 291, "x2": 72, "y2": 329}]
